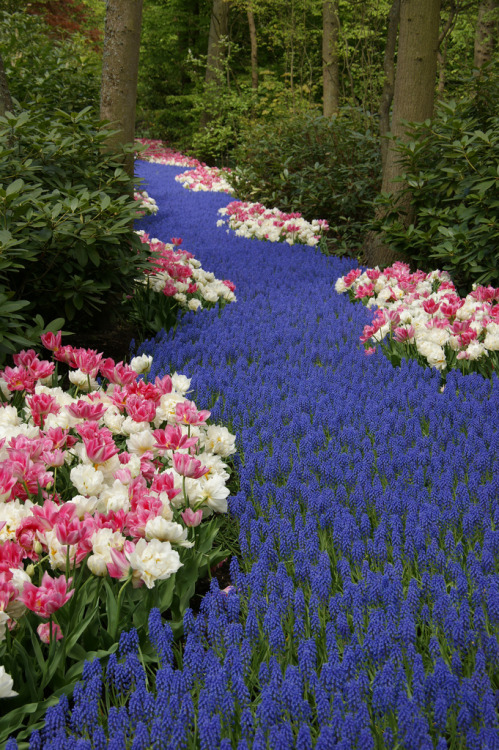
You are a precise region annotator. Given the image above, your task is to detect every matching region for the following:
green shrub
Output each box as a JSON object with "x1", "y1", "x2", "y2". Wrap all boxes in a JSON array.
[
  {"x1": 0, "y1": 10, "x2": 100, "y2": 114},
  {"x1": 233, "y1": 110, "x2": 381, "y2": 253},
  {"x1": 0, "y1": 107, "x2": 149, "y2": 336},
  {"x1": 372, "y1": 72, "x2": 499, "y2": 294}
]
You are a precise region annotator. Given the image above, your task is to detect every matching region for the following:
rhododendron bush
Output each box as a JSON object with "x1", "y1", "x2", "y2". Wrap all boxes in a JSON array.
[
  {"x1": 217, "y1": 200, "x2": 329, "y2": 246},
  {"x1": 127, "y1": 232, "x2": 236, "y2": 338},
  {"x1": 336, "y1": 261, "x2": 499, "y2": 381},
  {"x1": 0, "y1": 334, "x2": 236, "y2": 741}
]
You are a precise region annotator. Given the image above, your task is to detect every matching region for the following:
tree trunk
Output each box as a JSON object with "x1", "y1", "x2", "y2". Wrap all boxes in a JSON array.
[
  {"x1": 474, "y1": 0, "x2": 497, "y2": 70},
  {"x1": 247, "y1": 6, "x2": 258, "y2": 90},
  {"x1": 437, "y1": 1, "x2": 460, "y2": 99},
  {"x1": 100, "y1": 0, "x2": 143, "y2": 178},
  {"x1": 201, "y1": 0, "x2": 230, "y2": 127},
  {"x1": 378, "y1": 0, "x2": 400, "y2": 172},
  {"x1": 322, "y1": 0, "x2": 339, "y2": 116},
  {"x1": 0, "y1": 53, "x2": 13, "y2": 118},
  {"x1": 363, "y1": 0, "x2": 441, "y2": 269}
]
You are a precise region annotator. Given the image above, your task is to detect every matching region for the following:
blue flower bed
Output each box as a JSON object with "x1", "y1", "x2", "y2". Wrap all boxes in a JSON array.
[{"x1": 18, "y1": 161, "x2": 499, "y2": 749}]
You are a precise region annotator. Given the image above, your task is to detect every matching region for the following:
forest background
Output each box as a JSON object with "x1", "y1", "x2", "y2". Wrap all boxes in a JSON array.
[{"x1": 0, "y1": 0, "x2": 499, "y2": 357}]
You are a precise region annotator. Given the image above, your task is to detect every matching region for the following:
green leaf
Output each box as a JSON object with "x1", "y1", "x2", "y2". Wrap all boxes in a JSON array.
[{"x1": 6, "y1": 179, "x2": 24, "y2": 197}]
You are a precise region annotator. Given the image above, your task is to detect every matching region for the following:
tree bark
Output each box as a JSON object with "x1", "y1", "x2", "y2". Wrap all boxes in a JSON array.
[
  {"x1": 378, "y1": 0, "x2": 400, "y2": 172},
  {"x1": 363, "y1": 0, "x2": 441, "y2": 269},
  {"x1": 247, "y1": 5, "x2": 258, "y2": 90},
  {"x1": 0, "y1": 53, "x2": 13, "y2": 118},
  {"x1": 474, "y1": 0, "x2": 497, "y2": 70},
  {"x1": 201, "y1": 0, "x2": 230, "y2": 127},
  {"x1": 100, "y1": 0, "x2": 143, "y2": 178},
  {"x1": 322, "y1": 0, "x2": 339, "y2": 117}
]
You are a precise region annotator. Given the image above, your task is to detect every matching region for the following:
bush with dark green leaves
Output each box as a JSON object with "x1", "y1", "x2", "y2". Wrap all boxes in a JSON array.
[
  {"x1": 233, "y1": 110, "x2": 381, "y2": 253},
  {"x1": 0, "y1": 10, "x2": 100, "y2": 114},
  {"x1": 0, "y1": 107, "x2": 149, "y2": 343},
  {"x1": 372, "y1": 72, "x2": 499, "y2": 295}
]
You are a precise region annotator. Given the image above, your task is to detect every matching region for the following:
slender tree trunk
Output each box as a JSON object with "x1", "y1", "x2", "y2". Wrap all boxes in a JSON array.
[
  {"x1": 100, "y1": 0, "x2": 143, "y2": 178},
  {"x1": 201, "y1": 0, "x2": 230, "y2": 127},
  {"x1": 437, "y1": 1, "x2": 460, "y2": 99},
  {"x1": 0, "y1": 53, "x2": 13, "y2": 118},
  {"x1": 378, "y1": 0, "x2": 400, "y2": 172},
  {"x1": 437, "y1": 42, "x2": 447, "y2": 98},
  {"x1": 474, "y1": 0, "x2": 498, "y2": 70},
  {"x1": 363, "y1": 0, "x2": 441, "y2": 269},
  {"x1": 247, "y1": 5, "x2": 258, "y2": 90},
  {"x1": 322, "y1": 0, "x2": 339, "y2": 116}
]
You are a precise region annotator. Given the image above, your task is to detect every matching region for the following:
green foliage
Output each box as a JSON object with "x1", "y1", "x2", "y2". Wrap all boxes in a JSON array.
[
  {"x1": 234, "y1": 109, "x2": 381, "y2": 252},
  {"x1": 0, "y1": 10, "x2": 100, "y2": 114},
  {"x1": 190, "y1": 81, "x2": 255, "y2": 166},
  {"x1": 0, "y1": 107, "x2": 149, "y2": 335},
  {"x1": 373, "y1": 73, "x2": 499, "y2": 294}
]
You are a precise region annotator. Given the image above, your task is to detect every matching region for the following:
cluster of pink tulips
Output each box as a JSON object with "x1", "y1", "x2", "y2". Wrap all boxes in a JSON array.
[
  {"x1": 133, "y1": 189, "x2": 159, "y2": 215},
  {"x1": 336, "y1": 261, "x2": 499, "y2": 378},
  {"x1": 217, "y1": 200, "x2": 329, "y2": 246},
  {"x1": 135, "y1": 138, "x2": 203, "y2": 168},
  {"x1": 135, "y1": 231, "x2": 236, "y2": 312},
  {"x1": 175, "y1": 165, "x2": 234, "y2": 193},
  {"x1": 0, "y1": 333, "x2": 236, "y2": 696}
]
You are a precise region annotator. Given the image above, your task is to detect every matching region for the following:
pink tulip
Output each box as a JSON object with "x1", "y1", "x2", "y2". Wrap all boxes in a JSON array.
[
  {"x1": 150, "y1": 471, "x2": 181, "y2": 500},
  {"x1": 181, "y1": 508, "x2": 203, "y2": 527},
  {"x1": 66, "y1": 400, "x2": 106, "y2": 421},
  {"x1": 2, "y1": 365, "x2": 37, "y2": 393},
  {"x1": 40, "y1": 330, "x2": 62, "y2": 352},
  {"x1": 20, "y1": 572, "x2": 74, "y2": 618},
  {"x1": 99, "y1": 359, "x2": 138, "y2": 386},
  {"x1": 27, "y1": 393, "x2": 60, "y2": 426},
  {"x1": 0, "y1": 540, "x2": 24, "y2": 573},
  {"x1": 71, "y1": 348, "x2": 103, "y2": 377},
  {"x1": 107, "y1": 547, "x2": 131, "y2": 580},
  {"x1": 15, "y1": 516, "x2": 44, "y2": 558},
  {"x1": 37, "y1": 622, "x2": 63, "y2": 644},
  {"x1": 175, "y1": 400, "x2": 210, "y2": 426},
  {"x1": 126, "y1": 395, "x2": 157, "y2": 423},
  {"x1": 54, "y1": 515, "x2": 83, "y2": 546},
  {"x1": 355, "y1": 283, "x2": 374, "y2": 299},
  {"x1": 43, "y1": 427, "x2": 77, "y2": 450},
  {"x1": 393, "y1": 326, "x2": 415, "y2": 343},
  {"x1": 0, "y1": 466, "x2": 16, "y2": 502},
  {"x1": 343, "y1": 268, "x2": 362, "y2": 288},
  {"x1": 422, "y1": 298, "x2": 440, "y2": 315},
  {"x1": 172, "y1": 452, "x2": 208, "y2": 479},
  {"x1": 153, "y1": 425, "x2": 198, "y2": 453},
  {"x1": 41, "y1": 449, "x2": 66, "y2": 468},
  {"x1": 83, "y1": 436, "x2": 118, "y2": 464}
]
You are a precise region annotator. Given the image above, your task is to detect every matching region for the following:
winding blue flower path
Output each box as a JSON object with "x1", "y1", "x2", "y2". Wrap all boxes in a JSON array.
[{"x1": 27, "y1": 162, "x2": 499, "y2": 749}]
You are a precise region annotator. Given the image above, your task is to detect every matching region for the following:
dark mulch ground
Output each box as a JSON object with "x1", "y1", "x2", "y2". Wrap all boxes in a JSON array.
[{"x1": 76, "y1": 320, "x2": 139, "y2": 364}]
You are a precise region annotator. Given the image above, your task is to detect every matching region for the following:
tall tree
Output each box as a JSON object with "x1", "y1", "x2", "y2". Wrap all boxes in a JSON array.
[
  {"x1": 247, "y1": 2, "x2": 259, "y2": 89},
  {"x1": 474, "y1": 0, "x2": 498, "y2": 69},
  {"x1": 322, "y1": 0, "x2": 340, "y2": 116},
  {"x1": 0, "y1": 53, "x2": 13, "y2": 118},
  {"x1": 363, "y1": 0, "x2": 441, "y2": 268},
  {"x1": 201, "y1": 0, "x2": 230, "y2": 127},
  {"x1": 100, "y1": 0, "x2": 143, "y2": 177},
  {"x1": 378, "y1": 0, "x2": 400, "y2": 171}
]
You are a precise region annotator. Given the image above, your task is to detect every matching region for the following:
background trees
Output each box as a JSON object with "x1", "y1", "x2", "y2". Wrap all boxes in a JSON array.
[{"x1": 1, "y1": 0, "x2": 498, "y2": 287}]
